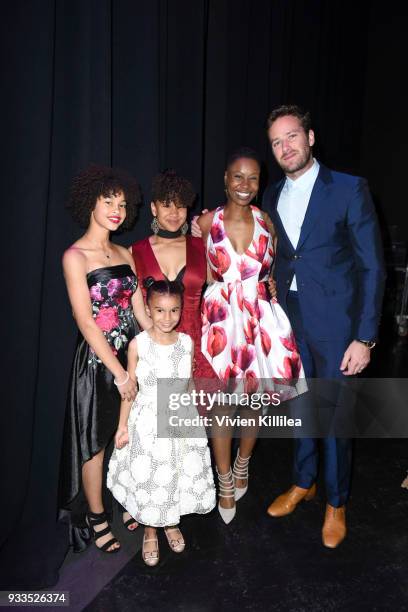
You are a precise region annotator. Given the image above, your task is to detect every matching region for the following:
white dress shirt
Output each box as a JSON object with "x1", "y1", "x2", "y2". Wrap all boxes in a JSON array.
[{"x1": 277, "y1": 159, "x2": 320, "y2": 290}]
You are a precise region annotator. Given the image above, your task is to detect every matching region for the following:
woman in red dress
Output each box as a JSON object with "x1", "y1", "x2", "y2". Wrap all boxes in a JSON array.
[{"x1": 131, "y1": 169, "x2": 216, "y2": 380}]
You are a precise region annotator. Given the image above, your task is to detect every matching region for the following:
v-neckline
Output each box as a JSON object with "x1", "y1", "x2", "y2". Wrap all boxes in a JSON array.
[
  {"x1": 147, "y1": 236, "x2": 188, "y2": 281},
  {"x1": 221, "y1": 206, "x2": 255, "y2": 256}
]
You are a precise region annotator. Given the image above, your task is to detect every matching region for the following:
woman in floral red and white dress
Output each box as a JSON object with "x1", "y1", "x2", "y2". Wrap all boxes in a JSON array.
[{"x1": 197, "y1": 147, "x2": 305, "y2": 524}]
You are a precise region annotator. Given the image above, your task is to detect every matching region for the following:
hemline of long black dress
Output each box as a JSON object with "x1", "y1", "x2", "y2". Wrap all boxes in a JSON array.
[{"x1": 58, "y1": 264, "x2": 138, "y2": 552}]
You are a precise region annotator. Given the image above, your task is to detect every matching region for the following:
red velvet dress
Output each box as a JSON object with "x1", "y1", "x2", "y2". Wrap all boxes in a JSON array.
[{"x1": 131, "y1": 236, "x2": 217, "y2": 380}]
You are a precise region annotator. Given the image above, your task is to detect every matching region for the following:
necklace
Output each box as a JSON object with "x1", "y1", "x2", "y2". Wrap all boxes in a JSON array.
[
  {"x1": 85, "y1": 236, "x2": 112, "y2": 260},
  {"x1": 98, "y1": 246, "x2": 112, "y2": 259},
  {"x1": 152, "y1": 217, "x2": 189, "y2": 238},
  {"x1": 156, "y1": 227, "x2": 183, "y2": 238}
]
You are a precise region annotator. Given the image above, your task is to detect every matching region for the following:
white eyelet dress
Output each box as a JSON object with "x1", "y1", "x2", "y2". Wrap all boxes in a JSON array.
[{"x1": 107, "y1": 331, "x2": 216, "y2": 527}]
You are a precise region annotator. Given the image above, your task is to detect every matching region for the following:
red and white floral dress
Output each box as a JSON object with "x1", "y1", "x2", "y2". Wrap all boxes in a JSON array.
[{"x1": 201, "y1": 205, "x2": 305, "y2": 398}]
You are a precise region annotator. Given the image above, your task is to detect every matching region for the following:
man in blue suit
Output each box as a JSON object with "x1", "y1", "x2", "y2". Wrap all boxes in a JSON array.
[{"x1": 264, "y1": 105, "x2": 385, "y2": 547}]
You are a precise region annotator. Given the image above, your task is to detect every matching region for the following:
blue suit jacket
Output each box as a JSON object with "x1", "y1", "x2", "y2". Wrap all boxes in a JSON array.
[{"x1": 263, "y1": 164, "x2": 386, "y2": 342}]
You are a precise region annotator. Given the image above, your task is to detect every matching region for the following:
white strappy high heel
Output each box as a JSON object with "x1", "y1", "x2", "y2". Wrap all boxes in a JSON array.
[
  {"x1": 233, "y1": 452, "x2": 251, "y2": 501},
  {"x1": 216, "y1": 467, "x2": 236, "y2": 524}
]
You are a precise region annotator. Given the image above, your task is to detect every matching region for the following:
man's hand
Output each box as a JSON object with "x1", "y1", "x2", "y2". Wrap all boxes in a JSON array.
[
  {"x1": 268, "y1": 276, "x2": 277, "y2": 298},
  {"x1": 191, "y1": 209, "x2": 208, "y2": 237},
  {"x1": 340, "y1": 340, "x2": 371, "y2": 376}
]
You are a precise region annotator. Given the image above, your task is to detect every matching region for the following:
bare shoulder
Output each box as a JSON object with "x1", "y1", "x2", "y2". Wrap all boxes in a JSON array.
[
  {"x1": 116, "y1": 243, "x2": 136, "y2": 270},
  {"x1": 62, "y1": 245, "x2": 87, "y2": 274},
  {"x1": 116, "y1": 243, "x2": 133, "y2": 262}
]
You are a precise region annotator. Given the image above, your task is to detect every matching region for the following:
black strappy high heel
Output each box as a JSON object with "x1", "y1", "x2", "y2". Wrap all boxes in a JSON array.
[{"x1": 86, "y1": 511, "x2": 120, "y2": 553}]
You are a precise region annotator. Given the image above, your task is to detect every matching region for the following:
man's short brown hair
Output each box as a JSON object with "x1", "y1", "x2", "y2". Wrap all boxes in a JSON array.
[{"x1": 267, "y1": 104, "x2": 311, "y2": 133}]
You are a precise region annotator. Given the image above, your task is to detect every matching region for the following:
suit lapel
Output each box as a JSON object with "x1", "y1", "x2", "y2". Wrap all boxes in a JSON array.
[
  {"x1": 268, "y1": 179, "x2": 295, "y2": 252},
  {"x1": 296, "y1": 164, "x2": 332, "y2": 250}
]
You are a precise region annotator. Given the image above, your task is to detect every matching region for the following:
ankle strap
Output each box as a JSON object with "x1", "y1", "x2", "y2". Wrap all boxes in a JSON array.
[
  {"x1": 87, "y1": 511, "x2": 108, "y2": 525},
  {"x1": 235, "y1": 452, "x2": 251, "y2": 464},
  {"x1": 216, "y1": 468, "x2": 235, "y2": 498},
  {"x1": 216, "y1": 467, "x2": 233, "y2": 481},
  {"x1": 233, "y1": 453, "x2": 250, "y2": 478}
]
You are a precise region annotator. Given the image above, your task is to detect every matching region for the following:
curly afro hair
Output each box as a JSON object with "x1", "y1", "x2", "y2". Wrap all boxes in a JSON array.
[
  {"x1": 151, "y1": 169, "x2": 196, "y2": 208},
  {"x1": 67, "y1": 164, "x2": 142, "y2": 229}
]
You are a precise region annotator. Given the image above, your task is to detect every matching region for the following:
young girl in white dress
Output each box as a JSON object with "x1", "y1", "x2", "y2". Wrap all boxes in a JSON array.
[{"x1": 107, "y1": 278, "x2": 215, "y2": 566}]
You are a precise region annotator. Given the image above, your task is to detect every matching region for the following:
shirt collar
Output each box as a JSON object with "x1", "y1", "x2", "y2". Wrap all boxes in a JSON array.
[{"x1": 285, "y1": 158, "x2": 319, "y2": 192}]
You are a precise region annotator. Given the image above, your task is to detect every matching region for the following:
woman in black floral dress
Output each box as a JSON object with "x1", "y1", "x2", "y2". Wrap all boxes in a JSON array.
[{"x1": 59, "y1": 165, "x2": 152, "y2": 553}]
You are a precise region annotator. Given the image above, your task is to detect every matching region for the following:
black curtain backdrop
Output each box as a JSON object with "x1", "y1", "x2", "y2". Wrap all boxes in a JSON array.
[{"x1": 1, "y1": 0, "x2": 406, "y2": 588}]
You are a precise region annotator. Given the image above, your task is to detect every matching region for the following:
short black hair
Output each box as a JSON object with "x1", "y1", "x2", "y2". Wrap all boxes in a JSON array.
[
  {"x1": 143, "y1": 277, "x2": 184, "y2": 304},
  {"x1": 151, "y1": 169, "x2": 196, "y2": 208},
  {"x1": 266, "y1": 104, "x2": 311, "y2": 132},
  {"x1": 67, "y1": 164, "x2": 142, "y2": 229},
  {"x1": 226, "y1": 146, "x2": 261, "y2": 170}
]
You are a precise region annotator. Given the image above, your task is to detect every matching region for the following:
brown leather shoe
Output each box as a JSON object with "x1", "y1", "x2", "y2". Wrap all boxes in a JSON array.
[
  {"x1": 267, "y1": 483, "x2": 317, "y2": 517},
  {"x1": 322, "y1": 504, "x2": 346, "y2": 548}
]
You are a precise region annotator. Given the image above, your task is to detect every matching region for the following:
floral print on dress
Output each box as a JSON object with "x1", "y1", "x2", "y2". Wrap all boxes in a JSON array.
[
  {"x1": 88, "y1": 273, "x2": 137, "y2": 367},
  {"x1": 201, "y1": 205, "x2": 305, "y2": 400}
]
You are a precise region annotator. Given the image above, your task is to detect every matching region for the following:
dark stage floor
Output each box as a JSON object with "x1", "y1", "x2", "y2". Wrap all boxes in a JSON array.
[
  {"x1": 51, "y1": 330, "x2": 408, "y2": 611},
  {"x1": 57, "y1": 437, "x2": 407, "y2": 612}
]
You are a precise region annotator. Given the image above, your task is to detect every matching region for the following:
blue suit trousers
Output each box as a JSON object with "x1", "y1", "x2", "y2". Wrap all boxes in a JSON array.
[{"x1": 287, "y1": 292, "x2": 352, "y2": 507}]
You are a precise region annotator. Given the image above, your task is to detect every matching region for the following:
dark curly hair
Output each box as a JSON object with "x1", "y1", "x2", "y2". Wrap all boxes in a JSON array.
[
  {"x1": 67, "y1": 164, "x2": 142, "y2": 229},
  {"x1": 151, "y1": 169, "x2": 196, "y2": 208}
]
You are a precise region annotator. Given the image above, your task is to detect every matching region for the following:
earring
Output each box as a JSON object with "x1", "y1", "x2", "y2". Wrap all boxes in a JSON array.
[
  {"x1": 151, "y1": 216, "x2": 159, "y2": 234},
  {"x1": 181, "y1": 222, "x2": 188, "y2": 235}
]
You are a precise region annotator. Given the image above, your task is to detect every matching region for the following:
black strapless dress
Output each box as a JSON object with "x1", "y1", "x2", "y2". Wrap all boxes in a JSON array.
[{"x1": 59, "y1": 264, "x2": 138, "y2": 551}]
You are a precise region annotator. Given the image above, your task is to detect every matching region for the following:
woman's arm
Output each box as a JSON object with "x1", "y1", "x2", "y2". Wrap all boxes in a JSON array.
[
  {"x1": 62, "y1": 248, "x2": 136, "y2": 400},
  {"x1": 188, "y1": 340, "x2": 195, "y2": 394},
  {"x1": 131, "y1": 285, "x2": 153, "y2": 330},
  {"x1": 197, "y1": 211, "x2": 216, "y2": 284},
  {"x1": 196, "y1": 210, "x2": 214, "y2": 243},
  {"x1": 119, "y1": 245, "x2": 153, "y2": 330},
  {"x1": 260, "y1": 211, "x2": 278, "y2": 298},
  {"x1": 191, "y1": 209, "x2": 210, "y2": 237},
  {"x1": 261, "y1": 211, "x2": 277, "y2": 255},
  {"x1": 205, "y1": 262, "x2": 214, "y2": 284},
  {"x1": 115, "y1": 338, "x2": 138, "y2": 448}
]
